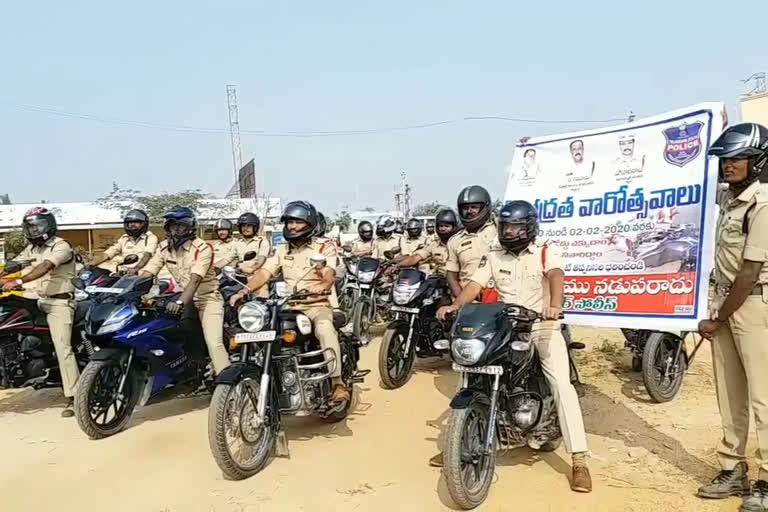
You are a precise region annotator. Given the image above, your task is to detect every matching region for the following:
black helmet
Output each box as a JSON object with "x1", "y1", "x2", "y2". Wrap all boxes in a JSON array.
[
  {"x1": 314, "y1": 212, "x2": 327, "y2": 237},
  {"x1": 426, "y1": 219, "x2": 435, "y2": 235},
  {"x1": 498, "y1": 200, "x2": 538, "y2": 253},
  {"x1": 214, "y1": 218, "x2": 233, "y2": 240},
  {"x1": 406, "y1": 218, "x2": 423, "y2": 238},
  {"x1": 708, "y1": 123, "x2": 768, "y2": 182},
  {"x1": 376, "y1": 215, "x2": 396, "y2": 237},
  {"x1": 123, "y1": 209, "x2": 149, "y2": 238},
  {"x1": 358, "y1": 220, "x2": 374, "y2": 241},
  {"x1": 280, "y1": 201, "x2": 317, "y2": 244},
  {"x1": 394, "y1": 219, "x2": 405, "y2": 235},
  {"x1": 237, "y1": 212, "x2": 260, "y2": 239},
  {"x1": 457, "y1": 185, "x2": 492, "y2": 231},
  {"x1": 162, "y1": 205, "x2": 197, "y2": 249},
  {"x1": 22, "y1": 207, "x2": 57, "y2": 245},
  {"x1": 434, "y1": 208, "x2": 459, "y2": 243}
]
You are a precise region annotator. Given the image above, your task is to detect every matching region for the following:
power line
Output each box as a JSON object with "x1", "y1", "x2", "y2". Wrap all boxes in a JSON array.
[{"x1": 0, "y1": 99, "x2": 629, "y2": 138}]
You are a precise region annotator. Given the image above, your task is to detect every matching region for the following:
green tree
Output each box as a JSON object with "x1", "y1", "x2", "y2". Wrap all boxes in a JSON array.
[
  {"x1": 0, "y1": 194, "x2": 11, "y2": 205},
  {"x1": 98, "y1": 184, "x2": 227, "y2": 222},
  {"x1": 412, "y1": 201, "x2": 442, "y2": 217},
  {"x1": 332, "y1": 210, "x2": 352, "y2": 232},
  {"x1": 3, "y1": 231, "x2": 26, "y2": 259},
  {"x1": 492, "y1": 198, "x2": 504, "y2": 216}
]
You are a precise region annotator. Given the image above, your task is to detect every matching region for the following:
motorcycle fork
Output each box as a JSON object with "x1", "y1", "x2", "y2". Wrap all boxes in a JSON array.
[
  {"x1": 402, "y1": 314, "x2": 416, "y2": 355},
  {"x1": 484, "y1": 373, "x2": 501, "y2": 456},
  {"x1": 256, "y1": 340, "x2": 273, "y2": 422},
  {"x1": 116, "y1": 348, "x2": 134, "y2": 398}
]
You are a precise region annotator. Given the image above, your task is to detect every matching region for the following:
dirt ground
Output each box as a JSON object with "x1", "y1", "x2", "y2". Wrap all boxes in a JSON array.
[{"x1": 0, "y1": 327, "x2": 757, "y2": 512}]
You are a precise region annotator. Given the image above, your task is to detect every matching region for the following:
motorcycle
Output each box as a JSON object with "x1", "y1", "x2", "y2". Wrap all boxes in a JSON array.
[
  {"x1": 73, "y1": 269, "x2": 239, "y2": 439},
  {"x1": 620, "y1": 327, "x2": 703, "y2": 403},
  {"x1": 443, "y1": 303, "x2": 578, "y2": 509},
  {"x1": 207, "y1": 254, "x2": 369, "y2": 480},
  {"x1": 378, "y1": 267, "x2": 452, "y2": 389},
  {"x1": 0, "y1": 256, "x2": 127, "y2": 390},
  {"x1": 337, "y1": 252, "x2": 361, "y2": 316},
  {"x1": 349, "y1": 254, "x2": 395, "y2": 340}
]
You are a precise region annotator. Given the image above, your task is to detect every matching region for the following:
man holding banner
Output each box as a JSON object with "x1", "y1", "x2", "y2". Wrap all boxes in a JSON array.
[{"x1": 697, "y1": 123, "x2": 768, "y2": 511}]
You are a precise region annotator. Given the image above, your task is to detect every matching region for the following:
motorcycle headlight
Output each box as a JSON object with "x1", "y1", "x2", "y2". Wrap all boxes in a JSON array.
[
  {"x1": 238, "y1": 301, "x2": 270, "y2": 333},
  {"x1": 96, "y1": 305, "x2": 137, "y2": 335},
  {"x1": 358, "y1": 270, "x2": 375, "y2": 283},
  {"x1": 74, "y1": 290, "x2": 89, "y2": 301},
  {"x1": 392, "y1": 283, "x2": 419, "y2": 305},
  {"x1": 451, "y1": 338, "x2": 485, "y2": 365}
]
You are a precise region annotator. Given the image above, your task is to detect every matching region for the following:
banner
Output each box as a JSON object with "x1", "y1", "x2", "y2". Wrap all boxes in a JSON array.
[
  {"x1": 238, "y1": 159, "x2": 256, "y2": 199},
  {"x1": 504, "y1": 103, "x2": 724, "y2": 331}
]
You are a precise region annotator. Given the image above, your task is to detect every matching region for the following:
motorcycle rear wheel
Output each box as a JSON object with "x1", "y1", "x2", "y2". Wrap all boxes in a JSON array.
[
  {"x1": 642, "y1": 332, "x2": 686, "y2": 403},
  {"x1": 443, "y1": 395, "x2": 496, "y2": 510},
  {"x1": 208, "y1": 380, "x2": 275, "y2": 480},
  {"x1": 74, "y1": 359, "x2": 139, "y2": 440},
  {"x1": 378, "y1": 323, "x2": 416, "y2": 389}
]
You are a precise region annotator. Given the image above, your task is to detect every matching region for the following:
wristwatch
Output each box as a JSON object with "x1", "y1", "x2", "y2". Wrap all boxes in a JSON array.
[
  {"x1": 175, "y1": 299, "x2": 183, "y2": 306},
  {"x1": 15, "y1": 279, "x2": 23, "y2": 287}
]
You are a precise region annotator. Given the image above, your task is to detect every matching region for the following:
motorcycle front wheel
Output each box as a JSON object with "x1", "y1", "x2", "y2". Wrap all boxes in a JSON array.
[
  {"x1": 642, "y1": 332, "x2": 686, "y2": 403},
  {"x1": 208, "y1": 380, "x2": 275, "y2": 480},
  {"x1": 352, "y1": 300, "x2": 372, "y2": 340},
  {"x1": 74, "y1": 359, "x2": 140, "y2": 440},
  {"x1": 378, "y1": 322, "x2": 416, "y2": 389},
  {"x1": 443, "y1": 395, "x2": 496, "y2": 510}
]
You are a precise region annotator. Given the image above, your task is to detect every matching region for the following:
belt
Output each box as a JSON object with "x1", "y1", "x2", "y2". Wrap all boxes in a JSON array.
[
  {"x1": 46, "y1": 292, "x2": 74, "y2": 300},
  {"x1": 715, "y1": 283, "x2": 764, "y2": 296}
]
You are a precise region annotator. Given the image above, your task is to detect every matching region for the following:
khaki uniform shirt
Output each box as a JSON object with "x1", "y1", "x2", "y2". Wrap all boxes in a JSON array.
[
  {"x1": 373, "y1": 236, "x2": 401, "y2": 260},
  {"x1": 414, "y1": 240, "x2": 450, "y2": 277},
  {"x1": 715, "y1": 181, "x2": 768, "y2": 286},
  {"x1": 400, "y1": 235, "x2": 427, "y2": 256},
  {"x1": 446, "y1": 221, "x2": 498, "y2": 287},
  {"x1": 262, "y1": 241, "x2": 334, "y2": 307},
  {"x1": 470, "y1": 243, "x2": 561, "y2": 330},
  {"x1": 144, "y1": 238, "x2": 220, "y2": 299},
  {"x1": 350, "y1": 238, "x2": 374, "y2": 257},
  {"x1": 236, "y1": 236, "x2": 271, "y2": 274},
  {"x1": 14, "y1": 237, "x2": 76, "y2": 298},
  {"x1": 211, "y1": 238, "x2": 239, "y2": 267},
  {"x1": 103, "y1": 232, "x2": 159, "y2": 262},
  {"x1": 425, "y1": 233, "x2": 440, "y2": 247}
]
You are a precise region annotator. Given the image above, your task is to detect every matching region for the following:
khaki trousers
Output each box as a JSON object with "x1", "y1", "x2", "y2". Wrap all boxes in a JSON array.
[
  {"x1": 38, "y1": 298, "x2": 79, "y2": 397},
  {"x1": 532, "y1": 326, "x2": 588, "y2": 454},
  {"x1": 711, "y1": 295, "x2": 768, "y2": 480},
  {"x1": 301, "y1": 306, "x2": 341, "y2": 378},
  {"x1": 194, "y1": 295, "x2": 230, "y2": 374}
]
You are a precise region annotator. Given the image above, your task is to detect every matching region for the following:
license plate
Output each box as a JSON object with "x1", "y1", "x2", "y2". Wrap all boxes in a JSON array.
[
  {"x1": 390, "y1": 305, "x2": 419, "y2": 314},
  {"x1": 451, "y1": 363, "x2": 503, "y2": 375},
  {"x1": 85, "y1": 286, "x2": 123, "y2": 294},
  {"x1": 359, "y1": 284, "x2": 371, "y2": 289},
  {"x1": 235, "y1": 330, "x2": 277, "y2": 343}
]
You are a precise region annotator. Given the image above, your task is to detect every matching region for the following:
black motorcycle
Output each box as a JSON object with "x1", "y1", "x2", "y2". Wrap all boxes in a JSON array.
[
  {"x1": 0, "y1": 258, "x2": 125, "y2": 390},
  {"x1": 349, "y1": 255, "x2": 394, "y2": 340},
  {"x1": 207, "y1": 256, "x2": 369, "y2": 480},
  {"x1": 378, "y1": 267, "x2": 452, "y2": 389},
  {"x1": 620, "y1": 328, "x2": 702, "y2": 403},
  {"x1": 443, "y1": 303, "x2": 577, "y2": 509}
]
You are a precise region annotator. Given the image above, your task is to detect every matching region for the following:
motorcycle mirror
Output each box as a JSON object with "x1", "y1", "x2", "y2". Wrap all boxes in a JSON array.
[
  {"x1": 243, "y1": 251, "x2": 257, "y2": 262},
  {"x1": 123, "y1": 254, "x2": 140, "y2": 265},
  {"x1": 342, "y1": 244, "x2": 352, "y2": 252},
  {"x1": 158, "y1": 281, "x2": 171, "y2": 294},
  {"x1": 310, "y1": 253, "x2": 327, "y2": 268},
  {"x1": 71, "y1": 277, "x2": 84, "y2": 290},
  {"x1": 221, "y1": 266, "x2": 237, "y2": 277}
]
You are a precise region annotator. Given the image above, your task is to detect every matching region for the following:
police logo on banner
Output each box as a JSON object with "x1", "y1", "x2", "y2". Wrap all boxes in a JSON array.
[{"x1": 663, "y1": 121, "x2": 704, "y2": 167}]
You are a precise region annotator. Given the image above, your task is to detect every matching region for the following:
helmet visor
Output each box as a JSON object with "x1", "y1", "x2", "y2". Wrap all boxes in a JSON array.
[{"x1": 23, "y1": 217, "x2": 50, "y2": 239}]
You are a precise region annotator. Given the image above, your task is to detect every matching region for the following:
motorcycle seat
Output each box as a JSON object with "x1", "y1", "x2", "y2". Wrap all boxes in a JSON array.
[{"x1": 332, "y1": 310, "x2": 347, "y2": 329}]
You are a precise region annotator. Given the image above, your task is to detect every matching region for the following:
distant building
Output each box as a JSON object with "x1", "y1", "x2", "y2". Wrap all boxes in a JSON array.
[
  {"x1": 0, "y1": 197, "x2": 281, "y2": 262},
  {"x1": 741, "y1": 91, "x2": 768, "y2": 126}
]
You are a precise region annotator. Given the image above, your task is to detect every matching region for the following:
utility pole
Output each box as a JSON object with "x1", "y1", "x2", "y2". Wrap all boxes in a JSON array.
[
  {"x1": 627, "y1": 110, "x2": 636, "y2": 123},
  {"x1": 226, "y1": 85, "x2": 243, "y2": 197}
]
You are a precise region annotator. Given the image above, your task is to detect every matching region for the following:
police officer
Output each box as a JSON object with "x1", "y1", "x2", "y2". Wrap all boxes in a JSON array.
[
  {"x1": 235, "y1": 212, "x2": 270, "y2": 275},
  {"x1": 229, "y1": 201, "x2": 350, "y2": 405},
  {"x1": 210, "y1": 218, "x2": 238, "y2": 270},
  {"x1": 426, "y1": 219, "x2": 436, "y2": 237},
  {"x1": 401, "y1": 218, "x2": 426, "y2": 255},
  {"x1": 446, "y1": 185, "x2": 498, "y2": 298},
  {"x1": 395, "y1": 209, "x2": 458, "y2": 276},
  {"x1": 373, "y1": 216, "x2": 400, "y2": 260},
  {"x1": 697, "y1": 123, "x2": 768, "y2": 511},
  {"x1": 437, "y1": 200, "x2": 592, "y2": 493},
  {"x1": 350, "y1": 221, "x2": 374, "y2": 257},
  {"x1": 394, "y1": 219, "x2": 405, "y2": 236},
  {"x1": 88, "y1": 209, "x2": 157, "y2": 273},
  {"x1": 0, "y1": 208, "x2": 79, "y2": 417},
  {"x1": 140, "y1": 206, "x2": 230, "y2": 375}
]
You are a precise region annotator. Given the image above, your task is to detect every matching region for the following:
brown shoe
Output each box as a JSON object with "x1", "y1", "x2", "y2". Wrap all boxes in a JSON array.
[
  {"x1": 331, "y1": 384, "x2": 350, "y2": 405},
  {"x1": 571, "y1": 465, "x2": 592, "y2": 493},
  {"x1": 428, "y1": 452, "x2": 444, "y2": 467}
]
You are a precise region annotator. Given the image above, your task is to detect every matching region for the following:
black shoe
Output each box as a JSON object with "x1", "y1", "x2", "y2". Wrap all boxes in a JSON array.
[
  {"x1": 697, "y1": 462, "x2": 750, "y2": 499},
  {"x1": 743, "y1": 480, "x2": 768, "y2": 511},
  {"x1": 61, "y1": 398, "x2": 75, "y2": 418}
]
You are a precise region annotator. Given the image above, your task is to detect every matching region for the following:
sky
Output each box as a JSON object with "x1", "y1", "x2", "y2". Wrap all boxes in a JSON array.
[{"x1": 1, "y1": 1, "x2": 766, "y2": 215}]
